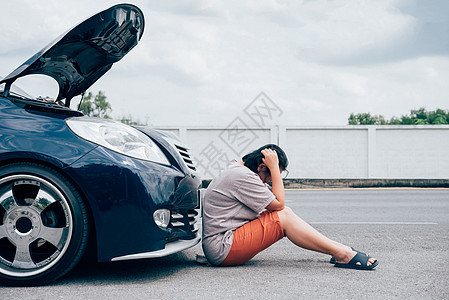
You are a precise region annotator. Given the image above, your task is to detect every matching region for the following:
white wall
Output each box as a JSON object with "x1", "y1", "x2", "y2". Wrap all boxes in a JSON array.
[
  {"x1": 375, "y1": 127, "x2": 449, "y2": 179},
  {"x1": 156, "y1": 125, "x2": 449, "y2": 180},
  {"x1": 281, "y1": 127, "x2": 369, "y2": 178}
]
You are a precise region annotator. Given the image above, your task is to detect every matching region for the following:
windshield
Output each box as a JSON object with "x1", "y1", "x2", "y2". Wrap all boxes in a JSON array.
[
  {"x1": 0, "y1": 75, "x2": 83, "y2": 116},
  {"x1": 0, "y1": 75, "x2": 84, "y2": 115},
  {"x1": 1, "y1": 76, "x2": 35, "y2": 99}
]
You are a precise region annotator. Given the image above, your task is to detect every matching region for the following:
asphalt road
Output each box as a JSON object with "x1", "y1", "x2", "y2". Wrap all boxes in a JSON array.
[{"x1": 2, "y1": 188, "x2": 448, "y2": 299}]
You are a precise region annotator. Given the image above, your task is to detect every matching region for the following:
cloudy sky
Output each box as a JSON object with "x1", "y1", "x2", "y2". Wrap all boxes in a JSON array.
[{"x1": 1, "y1": 0, "x2": 448, "y2": 126}]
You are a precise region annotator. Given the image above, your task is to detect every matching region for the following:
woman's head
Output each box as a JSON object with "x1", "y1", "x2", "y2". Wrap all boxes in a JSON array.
[{"x1": 242, "y1": 144, "x2": 288, "y2": 174}]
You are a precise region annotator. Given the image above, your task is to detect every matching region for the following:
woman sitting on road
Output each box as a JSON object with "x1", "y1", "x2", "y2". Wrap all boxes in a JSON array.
[{"x1": 201, "y1": 144, "x2": 378, "y2": 270}]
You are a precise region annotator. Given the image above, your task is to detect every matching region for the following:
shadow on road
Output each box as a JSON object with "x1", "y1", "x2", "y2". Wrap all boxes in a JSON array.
[{"x1": 55, "y1": 252, "x2": 198, "y2": 286}]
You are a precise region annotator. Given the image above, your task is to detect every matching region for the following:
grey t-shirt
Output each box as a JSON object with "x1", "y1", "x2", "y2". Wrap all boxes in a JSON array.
[{"x1": 201, "y1": 162, "x2": 275, "y2": 265}]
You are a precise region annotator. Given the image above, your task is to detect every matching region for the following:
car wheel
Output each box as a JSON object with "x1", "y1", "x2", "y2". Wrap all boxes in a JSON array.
[{"x1": 0, "y1": 162, "x2": 89, "y2": 286}]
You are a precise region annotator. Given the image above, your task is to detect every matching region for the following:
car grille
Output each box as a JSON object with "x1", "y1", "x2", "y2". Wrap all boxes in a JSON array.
[
  {"x1": 167, "y1": 209, "x2": 199, "y2": 241},
  {"x1": 174, "y1": 144, "x2": 197, "y2": 171}
]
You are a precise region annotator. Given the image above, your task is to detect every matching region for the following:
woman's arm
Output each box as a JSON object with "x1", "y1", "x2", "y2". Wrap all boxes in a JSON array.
[{"x1": 261, "y1": 149, "x2": 285, "y2": 211}]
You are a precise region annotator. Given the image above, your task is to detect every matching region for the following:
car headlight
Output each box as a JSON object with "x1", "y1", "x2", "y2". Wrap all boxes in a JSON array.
[
  {"x1": 66, "y1": 117, "x2": 170, "y2": 165},
  {"x1": 153, "y1": 209, "x2": 170, "y2": 228}
]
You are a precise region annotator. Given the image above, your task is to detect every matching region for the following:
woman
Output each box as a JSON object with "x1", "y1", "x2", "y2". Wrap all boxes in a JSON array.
[{"x1": 201, "y1": 144, "x2": 378, "y2": 269}]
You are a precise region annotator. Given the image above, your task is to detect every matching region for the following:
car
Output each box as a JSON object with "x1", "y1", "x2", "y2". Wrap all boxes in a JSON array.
[{"x1": 0, "y1": 4, "x2": 202, "y2": 286}]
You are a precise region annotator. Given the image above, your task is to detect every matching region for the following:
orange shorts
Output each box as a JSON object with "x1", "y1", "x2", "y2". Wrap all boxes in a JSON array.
[{"x1": 220, "y1": 210, "x2": 285, "y2": 266}]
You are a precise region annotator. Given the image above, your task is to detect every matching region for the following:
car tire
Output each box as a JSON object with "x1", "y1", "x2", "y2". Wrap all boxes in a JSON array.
[{"x1": 0, "y1": 162, "x2": 89, "y2": 286}]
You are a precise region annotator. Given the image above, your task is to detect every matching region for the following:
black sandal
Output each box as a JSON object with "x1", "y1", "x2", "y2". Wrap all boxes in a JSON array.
[{"x1": 334, "y1": 250, "x2": 378, "y2": 270}]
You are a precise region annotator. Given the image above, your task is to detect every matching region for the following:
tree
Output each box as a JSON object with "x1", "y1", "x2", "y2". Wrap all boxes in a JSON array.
[
  {"x1": 348, "y1": 113, "x2": 387, "y2": 125},
  {"x1": 78, "y1": 91, "x2": 111, "y2": 119},
  {"x1": 119, "y1": 114, "x2": 150, "y2": 126},
  {"x1": 427, "y1": 108, "x2": 448, "y2": 124},
  {"x1": 348, "y1": 108, "x2": 449, "y2": 125},
  {"x1": 78, "y1": 91, "x2": 150, "y2": 125},
  {"x1": 120, "y1": 115, "x2": 142, "y2": 126},
  {"x1": 410, "y1": 108, "x2": 429, "y2": 125},
  {"x1": 77, "y1": 93, "x2": 94, "y2": 116}
]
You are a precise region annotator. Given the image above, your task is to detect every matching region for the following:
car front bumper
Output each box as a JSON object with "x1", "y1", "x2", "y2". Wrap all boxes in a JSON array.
[
  {"x1": 111, "y1": 236, "x2": 201, "y2": 261},
  {"x1": 66, "y1": 144, "x2": 202, "y2": 262}
]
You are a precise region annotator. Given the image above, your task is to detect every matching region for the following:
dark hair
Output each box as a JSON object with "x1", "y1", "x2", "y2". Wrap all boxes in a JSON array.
[{"x1": 242, "y1": 144, "x2": 288, "y2": 174}]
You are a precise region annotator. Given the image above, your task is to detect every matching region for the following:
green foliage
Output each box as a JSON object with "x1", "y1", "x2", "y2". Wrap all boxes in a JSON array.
[
  {"x1": 348, "y1": 113, "x2": 387, "y2": 125},
  {"x1": 78, "y1": 91, "x2": 149, "y2": 125},
  {"x1": 120, "y1": 115, "x2": 144, "y2": 126},
  {"x1": 348, "y1": 108, "x2": 449, "y2": 125},
  {"x1": 427, "y1": 108, "x2": 448, "y2": 124},
  {"x1": 78, "y1": 91, "x2": 111, "y2": 119}
]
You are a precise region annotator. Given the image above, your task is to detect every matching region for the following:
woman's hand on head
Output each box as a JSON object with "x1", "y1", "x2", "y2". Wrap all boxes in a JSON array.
[
  {"x1": 261, "y1": 149, "x2": 280, "y2": 172},
  {"x1": 261, "y1": 149, "x2": 285, "y2": 210}
]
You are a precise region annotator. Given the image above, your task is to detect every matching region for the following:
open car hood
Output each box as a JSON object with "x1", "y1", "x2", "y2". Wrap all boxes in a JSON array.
[{"x1": 0, "y1": 4, "x2": 144, "y2": 107}]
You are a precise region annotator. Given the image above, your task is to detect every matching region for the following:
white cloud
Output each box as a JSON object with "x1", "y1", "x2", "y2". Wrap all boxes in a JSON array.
[{"x1": 1, "y1": 0, "x2": 448, "y2": 127}]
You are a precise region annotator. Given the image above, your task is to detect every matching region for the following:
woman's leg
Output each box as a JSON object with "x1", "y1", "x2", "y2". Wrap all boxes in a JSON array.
[{"x1": 277, "y1": 207, "x2": 376, "y2": 265}]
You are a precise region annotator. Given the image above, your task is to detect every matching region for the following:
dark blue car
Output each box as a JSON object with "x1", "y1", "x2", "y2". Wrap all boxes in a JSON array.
[{"x1": 0, "y1": 4, "x2": 201, "y2": 286}]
